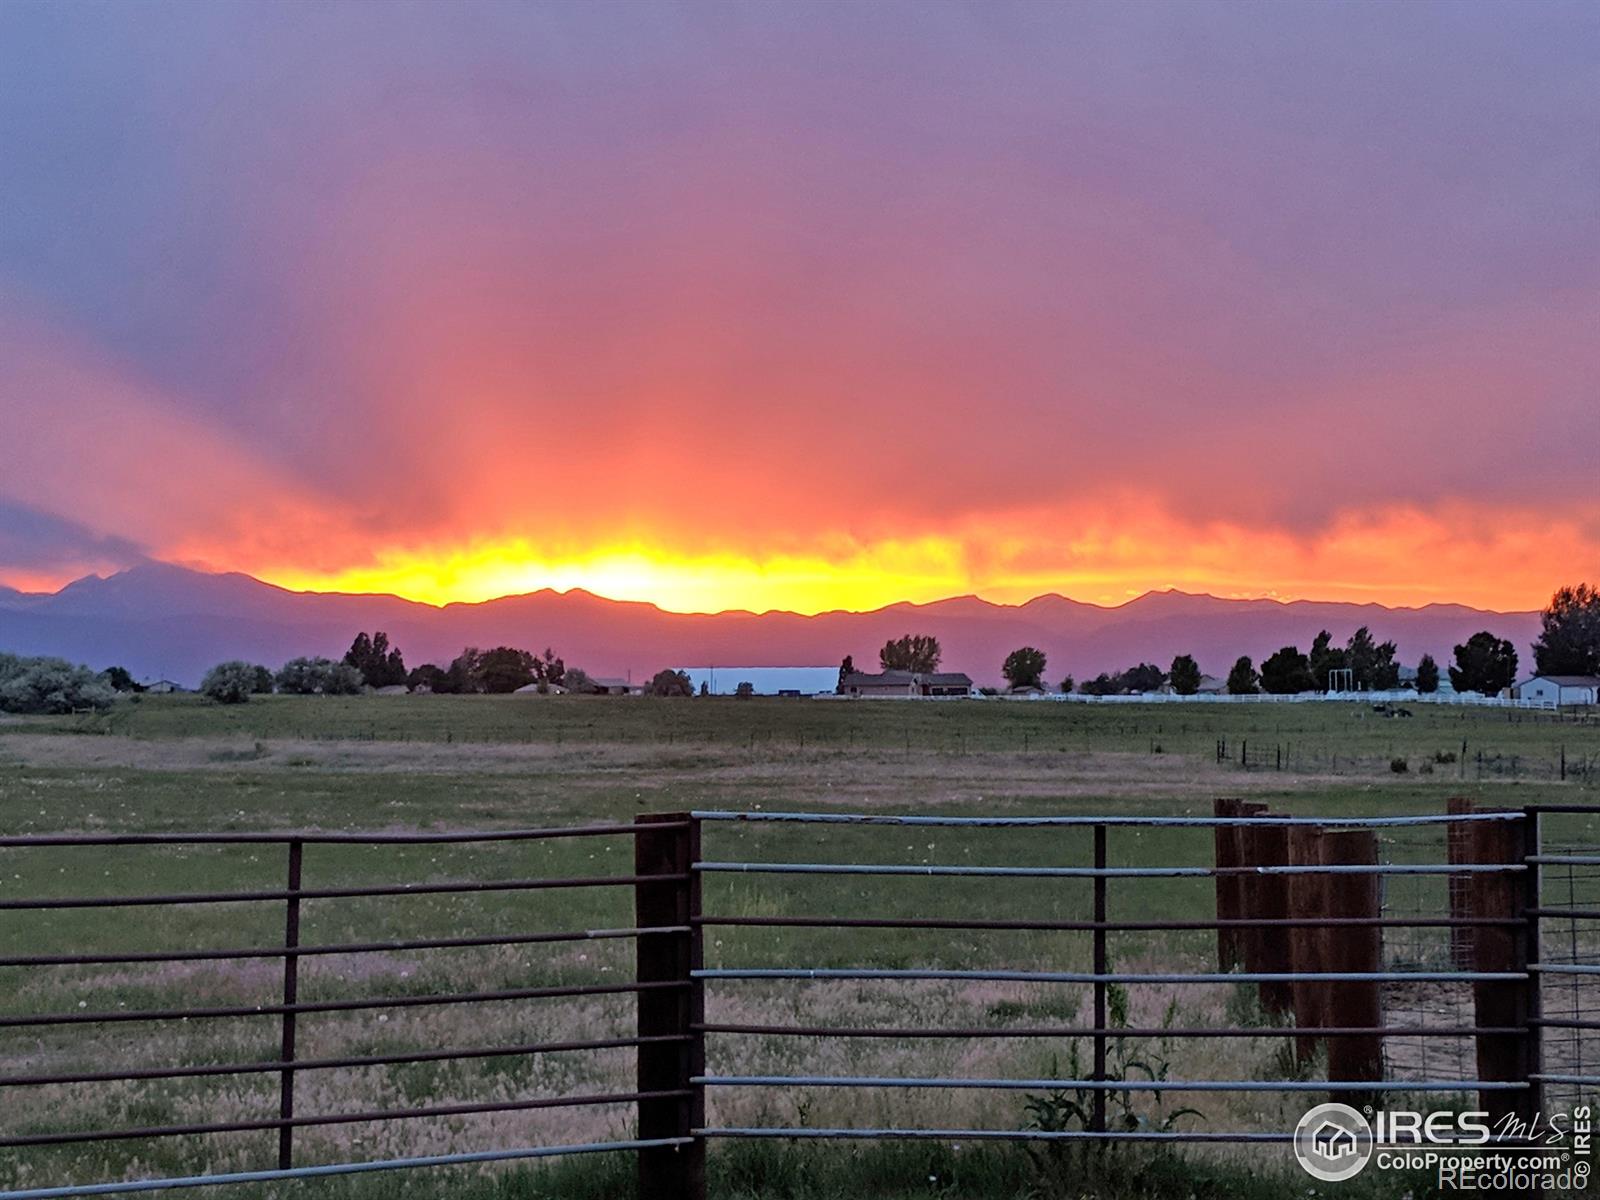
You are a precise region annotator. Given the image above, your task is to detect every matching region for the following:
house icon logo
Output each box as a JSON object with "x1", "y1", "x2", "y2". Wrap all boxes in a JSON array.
[{"x1": 1293, "y1": 1102, "x2": 1374, "y2": 1181}]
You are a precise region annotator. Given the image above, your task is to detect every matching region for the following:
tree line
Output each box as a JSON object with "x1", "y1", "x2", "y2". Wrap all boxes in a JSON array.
[
  {"x1": 851, "y1": 583, "x2": 1599, "y2": 699},
  {"x1": 3, "y1": 583, "x2": 1593, "y2": 712}
]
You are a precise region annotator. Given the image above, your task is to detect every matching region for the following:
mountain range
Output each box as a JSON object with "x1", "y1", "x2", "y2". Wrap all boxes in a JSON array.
[{"x1": 0, "y1": 563, "x2": 1543, "y2": 688}]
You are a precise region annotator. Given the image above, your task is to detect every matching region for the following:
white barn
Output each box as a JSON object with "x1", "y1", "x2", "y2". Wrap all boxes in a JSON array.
[
  {"x1": 1515, "y1": 675, "x2": 1600, "y2": 706},
  {"x1": 679, "y1": 667, "x2": 839, "y2": 696}
]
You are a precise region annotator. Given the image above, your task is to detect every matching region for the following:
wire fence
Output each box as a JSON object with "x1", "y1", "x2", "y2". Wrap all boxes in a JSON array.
[{"x1": 0, "y1": 806, "x2": 1594, "y2": 1199}]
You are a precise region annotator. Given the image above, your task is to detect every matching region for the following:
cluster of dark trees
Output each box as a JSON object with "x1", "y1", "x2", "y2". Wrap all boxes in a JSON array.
[
  {"x1": 1535, "y1": 583, "x2": 1600, "y2": 675},
  {"x1": 1248, "y1": 626, "x2": 1402, "y2": 695},
  {"x1": 1443, "y1": 632, "x2": 1518, "y2": 696},
  {"x1": 343, "y1": 631, "x2": 406, "y2": 688},
  {"x1": 879, "y1": 634, "x2": 942, "y2": 673},
  {"x1": 0, "y1": 653, "x2": 118, "y2": 714},
  {"x1": 1079, "y1": 662, "x2": 1166, "y2": 695},
  {"x1": 647, "y1": 669, "x2": 694, "y2": 697},
  {"x1": 405, "y1": 644, "x2": 569, "y2": 694},
  {"x1": 191, "y1": 633, "x2": 582, "y2": 704}
]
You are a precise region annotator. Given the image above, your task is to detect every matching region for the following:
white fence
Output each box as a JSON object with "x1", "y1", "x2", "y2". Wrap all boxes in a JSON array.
[
  {"x1": 816, "y1": 690, "x2": 1563, "y2": 710},
  {"x1": 1041, "y1": 690, "x2": 1557, "y2": 709}
]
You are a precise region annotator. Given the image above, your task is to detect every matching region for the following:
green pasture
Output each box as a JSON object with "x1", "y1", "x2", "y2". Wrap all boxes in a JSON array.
[{"x1": 1, "y1": 696, "x2": 1595, "y2": 1197}]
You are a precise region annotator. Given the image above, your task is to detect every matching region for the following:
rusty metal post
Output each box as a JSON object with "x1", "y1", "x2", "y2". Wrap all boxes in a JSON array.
[
  {"x1": 635, "y1": 814, "x2": 705, "y2": 1200},
  {"x1": 1213, "y1": 800, "x2": 1243, "y2": 970},
  {"x1": 1320, "y1": 829, "x2": 1382, "y2": 1102},
  {"x1": 1091, "y1": 822, "x2": 1108, "y2": 1135},
  {"x1": 1447, "y1": 798, "x2": 1475, "y2": 968},
  {"x1": 1467, "y1": 812, "x2": 1541, "y2": 1125},
  {"x1": 277, "y1": 839, "x2": 303, "y2": 1170}
]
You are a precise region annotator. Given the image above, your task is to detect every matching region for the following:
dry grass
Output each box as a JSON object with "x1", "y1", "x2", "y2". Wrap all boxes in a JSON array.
[{"x1": 1, "y1": 696, "x2": 1596, "y2": 1196}]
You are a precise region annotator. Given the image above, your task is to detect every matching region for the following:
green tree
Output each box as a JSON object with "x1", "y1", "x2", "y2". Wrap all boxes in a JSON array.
[
  {"x1": 1225, "y1": 655, "x2": 1259, "y2": 695},
  {"x1": 837, "y1": 655, "x2": 855, "y2": 692},
  {"x1": 1415, "y1": 654, "x2": 1439, "y2": 694},
  {"x1": 275, "y1": 656, "x2": 331, "y2": 695},
  {"x1": 1080, "y1": 673, "x2": 1116, "y2": 696},
  {"x1": 1534, "y1": 583, "x2": 1600, "y2": 676},
  {"x1": 1058, "y1": 675, "x2": 1075, "y2": 695},
  {"x1": 200, "y1": 660, "x2": 260, "y2": 704},
  {"x1": 99, "y1": 665, "x2": 142, "y2": 692},
  {"x1": 0, "y1": 654, "x2": 116, "y2": 714},
  {"x1": 1449, "y1": 632, "x2": 1519, "y2": 696},
  {"x1": 646, "y1": 669, "x2": 694, "y2": 697},
  {"x1": 476, "y1": 647, "x2": 538, "y2": 693},
  {"x1": 407, "y1": 663, "x2": 450, "y2": 693},
  {"x1": 444, "y1": 647, "x2": 484, "y2": 693},
  {"x1": 1260, "y1": 645, "x2": 1315, "y2": 694},
  {"x1": 880, "y1": 634, "x2": 941, "y2": 674},
  {"x1": 537, "y1": 658, "x2": 560, "y2": 691},
  {"x1": 563, "y1": 667, "x2": 595, "y2": 694},
  {"x1": 1120, "y1": 663, "x2": 1166, "y2": 693},
  {"x1": 275, "y1": 656, "x2": 364, "y2": 695},
  {"x1": 1168, "y1": 654, "x2": 1201, "y2": 695},
  {"x1": 1346, "y1": 626, "x2": 1400, "y2": 690},
  {"x1": 343, "y1": 631, "x2": 407, "y2": 688},
  {"x1": 323, "y1": 662, "x2": 364, "y2": 694},
  {"x1": 734, "y1": 681, "x2": 755, "y2": 698},
  {"x1": 1002, "y1": 646, "x2": 1048, "y2": 690},
  {"x1": 1308, "y1": 630, "x2": 1346, "y2": 690}
]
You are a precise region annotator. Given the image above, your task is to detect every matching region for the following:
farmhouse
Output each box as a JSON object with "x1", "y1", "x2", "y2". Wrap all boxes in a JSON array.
[
  {"x1": 1514, "y1": 674, "x2": 1600, "y2": 706},
  {"x1": 839, "y1": 670, "x2": 973, "y2": 698}
]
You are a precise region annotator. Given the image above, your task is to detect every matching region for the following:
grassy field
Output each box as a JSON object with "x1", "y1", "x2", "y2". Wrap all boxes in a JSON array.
[{"x1": 1, "y1": 695, "x2": 1596, "y2": 1198}]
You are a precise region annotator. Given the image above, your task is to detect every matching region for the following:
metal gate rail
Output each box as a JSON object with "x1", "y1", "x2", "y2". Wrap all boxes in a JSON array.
[{"x1": 1, "y1": 805, "x2": 1593, "y2": 1199}]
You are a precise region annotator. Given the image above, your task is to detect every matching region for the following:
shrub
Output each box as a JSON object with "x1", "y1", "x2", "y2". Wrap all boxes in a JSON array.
[
  {"x1": 201, "y1": 661, "x2": 263, "y2": 704},
  {"x1": 323, "y1": 662, "x2": 364, "y2": 695},
  {"x1": 1390, "y1": 756, "x2": 1409, "y2": 774},
  {"x1": 646, "y1": 669, "x2": 693, "y2": 697},
  {"x1": 275, "y1": 656, "x2": 365, "y2": 695},
  {"x1": 0, "y1": 654, "x2": 117, "y2": 714},
  {"x1": 99, "y1": 665, "x2": 143, "y2": 692}
]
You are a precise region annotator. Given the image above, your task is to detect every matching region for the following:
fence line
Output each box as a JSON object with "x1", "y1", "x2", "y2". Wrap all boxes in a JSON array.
[{"x1": 1, "y1": 804, "x2": 1593, "y2": 1199}]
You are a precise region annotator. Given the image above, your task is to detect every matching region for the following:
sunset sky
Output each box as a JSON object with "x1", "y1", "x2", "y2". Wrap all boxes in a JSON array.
[{"x1": 1, "y1": 1, "x2": 1595, "y2": 614}]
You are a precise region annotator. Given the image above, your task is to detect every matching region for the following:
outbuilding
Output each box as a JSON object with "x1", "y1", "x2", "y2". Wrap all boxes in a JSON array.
[
  {"x1": 839, "y1": 670, "x2": 973, "y2": 698},
  {"x1": 1514, "y1": 675, "x2": 1600, "y2": 706},
  {"x1": 679, "y1": 667, "x2": 839, "y2": 696}
]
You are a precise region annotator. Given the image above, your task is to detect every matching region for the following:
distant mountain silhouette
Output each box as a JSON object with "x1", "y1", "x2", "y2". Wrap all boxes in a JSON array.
[{"x1": 0, "y1": 563, "x2": 1543, "y2": 688}]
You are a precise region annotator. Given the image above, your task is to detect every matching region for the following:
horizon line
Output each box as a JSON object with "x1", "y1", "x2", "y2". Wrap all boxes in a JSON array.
[{"x1": 2, "y1": 561, "x2": 1543, "y2": 620}]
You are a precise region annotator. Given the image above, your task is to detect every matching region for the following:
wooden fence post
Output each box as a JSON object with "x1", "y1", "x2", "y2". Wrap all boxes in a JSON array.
[
  {"x1": 1320, "y1": 829, "x2": 1382, "y2": 1102},
  {"x1": 1467, "y1": 813, "x2": 1541, "y2": 1124},
  {"x1": 1288, "y1": 825, "x2": 1327, "y2": 1063},
  {"x1": 1240, "y1": 806, "x2": 1292, "y2": 1015},
  {"x1": 636, "y1": 814, "x2": 705, "y2": 1200}
]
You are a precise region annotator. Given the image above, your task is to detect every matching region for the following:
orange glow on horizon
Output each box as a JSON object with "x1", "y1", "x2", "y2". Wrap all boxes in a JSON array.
[{"x1": 241, "y1": 502, "x2": 1591, "y2": 615}]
